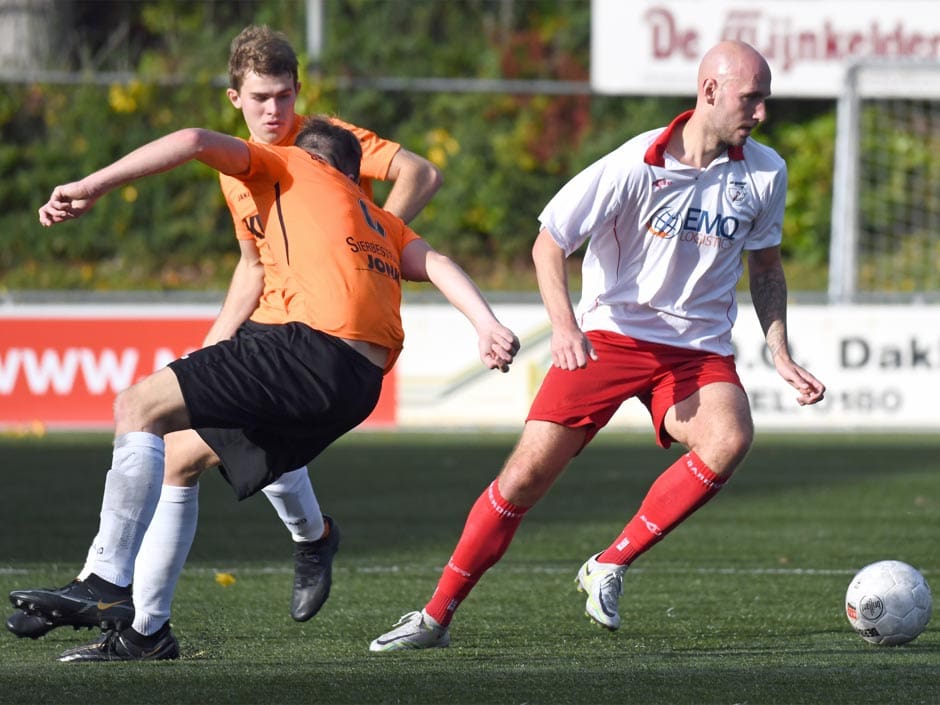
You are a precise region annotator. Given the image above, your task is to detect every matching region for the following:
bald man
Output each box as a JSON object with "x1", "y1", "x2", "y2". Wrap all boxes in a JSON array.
[{"x1": 369, "y1": 40, "x2": 826, "y2": 652}]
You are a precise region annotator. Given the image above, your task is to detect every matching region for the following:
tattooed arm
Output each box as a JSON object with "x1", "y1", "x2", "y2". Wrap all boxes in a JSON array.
[{"x1": 748, "y1": 246, "x2": 826, "y2": 406}]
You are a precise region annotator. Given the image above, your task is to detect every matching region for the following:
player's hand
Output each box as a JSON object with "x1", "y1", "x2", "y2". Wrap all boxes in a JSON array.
[
  {"x1": 776, "y1": 359, "x2": 826, "y2": 406},
  {"x1": 38, "y1": 181, "x2": 98, "y2": 226},
  {"x1": 480, "y1": 324, "x2": 520, "y2": 373},
  {"x1": 550, "y1": 326, "x2": 597, "y2": 370}
]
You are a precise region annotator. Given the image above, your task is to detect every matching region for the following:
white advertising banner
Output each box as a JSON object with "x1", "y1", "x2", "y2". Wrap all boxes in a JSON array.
[
  {"x1": 398, "y1": 302, "x2": 940, "y2": 432},
  {"x1": 729, "y1": 305, "x2": 937, "y2": 431},
  {"x1": 591, "y1": 0, "x2": 940, "y2": 97}
]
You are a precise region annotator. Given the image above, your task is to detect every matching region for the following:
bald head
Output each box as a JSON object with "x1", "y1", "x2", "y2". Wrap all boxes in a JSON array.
[
  {"x1": 697, "y1": 40, "x2": 771, "y2": 101},
  {"x1": 679, "y1": 41, "x2": 772, "y2": 163}
]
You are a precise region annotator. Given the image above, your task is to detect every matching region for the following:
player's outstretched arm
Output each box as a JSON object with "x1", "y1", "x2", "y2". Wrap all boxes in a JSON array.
[
  {"x1": 401, "y1": 239, "x2": 519, "y2": 372},
  {"x1": 38, "y1": 129, "x2": 251, "y2": 227},
  {"x1": 748, "y1": 246, "x2": 826, "y2": 406}
]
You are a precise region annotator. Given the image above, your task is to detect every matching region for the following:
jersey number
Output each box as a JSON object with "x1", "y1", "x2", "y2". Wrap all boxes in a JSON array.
[{"x1": 359, "y1": 199, "x2": 386, "y2": 237}]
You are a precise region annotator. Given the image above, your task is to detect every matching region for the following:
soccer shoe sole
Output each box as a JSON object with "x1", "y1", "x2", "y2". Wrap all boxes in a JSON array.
[
  {"x1": 58, "y1": 631, "x2": 180, "y2": 662},
  {"x1": 6, "y1": 610, "x2": 56, "y2": 639},
  {"x1": 9, "y1": 588, "x2": 134, "y2": 633}
]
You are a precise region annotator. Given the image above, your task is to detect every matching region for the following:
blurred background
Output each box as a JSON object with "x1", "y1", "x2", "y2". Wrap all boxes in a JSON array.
[
  {"x1": 2, "y1": 0, "x2": 940, "y2": 433},
  {"x1": 0, "y1": 0, "x2": 846, "y2": 293}
]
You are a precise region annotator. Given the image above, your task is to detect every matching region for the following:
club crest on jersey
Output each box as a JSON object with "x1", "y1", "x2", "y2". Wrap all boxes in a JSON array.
[{"x1": 726, "y1": 180, "x2": 748, "y2": 206}]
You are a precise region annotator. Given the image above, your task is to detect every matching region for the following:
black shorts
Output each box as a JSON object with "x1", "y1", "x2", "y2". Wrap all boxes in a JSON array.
[{"x1": 168, "y1": 320, "x2": 383, "y2": 500}]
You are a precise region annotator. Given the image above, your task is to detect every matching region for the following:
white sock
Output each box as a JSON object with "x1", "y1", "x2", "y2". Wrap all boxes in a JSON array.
[
  {"x1": 261, "y1": 467, "x2": 325, "y2": 542},
  {"x1": 76, "y1": 536, "x2": 100, "y2": 581},
  {"x1": 131, "y1": 484, "x2": 199, "y2": 636},
  {"x1": 90, "y1": 432, "x2": 165, "y2": 586}
]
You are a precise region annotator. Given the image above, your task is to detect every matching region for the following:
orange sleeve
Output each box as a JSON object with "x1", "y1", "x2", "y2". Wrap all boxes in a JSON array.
[
  {"x1": 219, "y1": 172, "x2": 259, "y2": 241},
  {"x1": 326, "y1": 116, "x2": 401, "y2": 181}
]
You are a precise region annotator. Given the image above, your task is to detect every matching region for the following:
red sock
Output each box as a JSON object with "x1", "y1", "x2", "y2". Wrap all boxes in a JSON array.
[
  {"x1": 596, "y1": 451, "x2": 728, "y2": 566},
  {"x1": 424, "y1": 479, "x2": 528, "y2": 626}
]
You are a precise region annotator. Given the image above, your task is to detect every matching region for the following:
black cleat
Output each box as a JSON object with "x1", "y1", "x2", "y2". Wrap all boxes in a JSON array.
[
  {"x1": 6, "y1": 609, "x2": 55, "y2": 639},
  {"x1": 58, "y1": 621, "x2": 179, "y2": 662},
  {"x1": 291, "y1": 515, "x2": 340, "y2": 622},
  {"x1": 9, "y1": 575, "x2": 134, "y2": 633}
]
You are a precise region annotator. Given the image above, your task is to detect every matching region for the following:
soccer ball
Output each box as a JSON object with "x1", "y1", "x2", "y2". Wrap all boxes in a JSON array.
[{"x1": 845, "y1": 560, "x2": 932, "y2": 646}]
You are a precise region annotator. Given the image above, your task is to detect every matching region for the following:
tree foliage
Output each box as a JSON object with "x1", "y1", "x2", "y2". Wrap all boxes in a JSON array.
[{"x1": 1, "y1": 0, "x2": 836, "y2": 293}]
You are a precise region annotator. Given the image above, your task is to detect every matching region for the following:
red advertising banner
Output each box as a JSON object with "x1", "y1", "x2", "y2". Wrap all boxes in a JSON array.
[{"x1": 0, "y1": 308, "x2": 396, "y2": 430}]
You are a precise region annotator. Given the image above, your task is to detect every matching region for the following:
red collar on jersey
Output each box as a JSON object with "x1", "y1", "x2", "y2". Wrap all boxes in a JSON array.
[{"x1": 643, "y1": 110, "x2": 745, "y2": 166}]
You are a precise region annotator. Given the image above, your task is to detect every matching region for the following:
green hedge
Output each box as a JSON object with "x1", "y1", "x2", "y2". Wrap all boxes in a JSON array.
[{"x1": 0, "y1": 1, "x2": 837, "y2": 293}]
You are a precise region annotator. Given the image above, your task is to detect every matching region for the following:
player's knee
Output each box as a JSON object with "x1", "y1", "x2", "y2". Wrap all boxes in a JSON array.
[
  {"x1": 164, "y1": 445, "x2": 207, "y2": 485},
  {"x1": 496, "y1": 422, "x2": 581, "y2": 504},
  {"x1": 716, "y1": 418, "x2": 754, "y2": 472},
  {"x1": 163, "y1": 461, "x2": 203, "y2": 486},
  {"x1": 112, "y1": 386, "x2": 149, "y2": 434},
  {"x1": 164, "y1": 431, "x2": 216, "y2": 486},
  {"x1": 726, "y1": 422, "x2": 754, "y2": 463},
  {"x1": 691, "y1": 416, "x2": 753, "y2": 476},
  {"x1": 497, "y1": 457, "x2": 558, "y2": 506}
]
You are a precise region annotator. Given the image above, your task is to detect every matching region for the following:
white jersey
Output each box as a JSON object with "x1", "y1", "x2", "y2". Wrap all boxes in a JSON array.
[{"x1": 538, "y1": 111, "x2": 786, "y2": 356}]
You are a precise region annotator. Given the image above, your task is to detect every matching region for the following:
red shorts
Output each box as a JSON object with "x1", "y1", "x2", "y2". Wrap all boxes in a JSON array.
[{"x1": 526, "y1": 330, "x2": 743, "y2": 450}]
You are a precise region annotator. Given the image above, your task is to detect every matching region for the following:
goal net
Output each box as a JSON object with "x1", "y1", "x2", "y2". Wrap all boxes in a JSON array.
[{"x1": 829, "y1": 62, "x2": 940, "y2": 303}]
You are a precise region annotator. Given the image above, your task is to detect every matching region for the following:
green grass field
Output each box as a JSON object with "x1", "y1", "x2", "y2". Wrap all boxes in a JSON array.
[{"x1": 0, "y1": 431, "x2": 936, "y2": 704}]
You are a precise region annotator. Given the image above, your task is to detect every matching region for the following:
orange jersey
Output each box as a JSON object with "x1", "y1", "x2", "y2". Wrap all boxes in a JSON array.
[
  {"x1": 220, "y1": 114, "x2": 402, "y2": 324},
  {"x1": 236, "y1": 140, "x2": 422, "y2": 371}
]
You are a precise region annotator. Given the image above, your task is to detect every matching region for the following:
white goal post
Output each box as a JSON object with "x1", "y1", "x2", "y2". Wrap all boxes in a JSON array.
[{"x1": 829, "y1": 62, "x2": 940, "y2": 303}]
